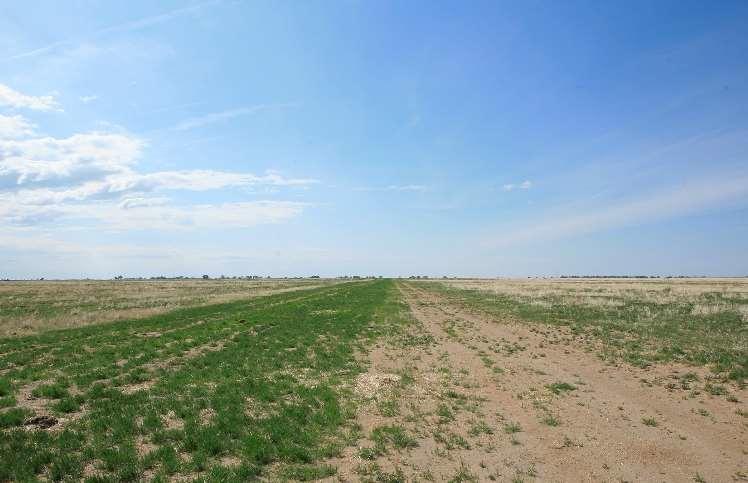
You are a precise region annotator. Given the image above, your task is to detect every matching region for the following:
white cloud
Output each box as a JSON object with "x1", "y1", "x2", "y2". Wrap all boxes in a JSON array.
[
  {"x1": 117, "y1": 200, "x2": 307, "y2": 230},
  {"x1": 0, "y1": 197, "x2": 307, "y2": 230},
  {"x1": 2, "y1": 170, "x2": 316, "y2": 210},
  {"x1": 355, "y1": 184, "x2": 429, "y2": 192},
  {"x1": 0, "y1": 83, "x2": 314, "y2": 239},
  {"x1": 503, "y1": 180, "x2": 532, "y2": 191},
  {"x1": 0, "y1": 114, "x2": 36, "y2": 139},
  {"x1": 118, "y1": 197, "x2": 170, "y2": 210},
  {"x1": 486, "y1": 175, "x2": 748, "y2": 247},
  {"x1": 0, "y1": 122, "x2": 316, "y2": 230},
  {"x1": 0, "y1": 128, "x2": 317, "y2": 195},
  {"x1": 0, "y1": 84, "x2": 60, "y2": 111},
  {"x1": 133, "y1": 170, "x2": 317, "y2": 191},
  {"x1": 0, "y1": 132, "x2": 143, "y2": 188},
  {"x1": 79, "y1": 95, "x2": 98, "y2": 104}
]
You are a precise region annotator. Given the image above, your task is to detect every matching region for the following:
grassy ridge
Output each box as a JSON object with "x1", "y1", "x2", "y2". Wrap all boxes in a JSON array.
[
  {"x1": 0, "y1": 280, "x2": 403, "y2": 481},
  {"x1": 422, "y1": 282, "x2": 747, "y2": 382}
]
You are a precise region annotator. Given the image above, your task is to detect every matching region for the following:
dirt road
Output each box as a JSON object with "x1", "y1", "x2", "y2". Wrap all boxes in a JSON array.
[{"x1": 333, "y1": 283, "x2": 747, "y2": 482}]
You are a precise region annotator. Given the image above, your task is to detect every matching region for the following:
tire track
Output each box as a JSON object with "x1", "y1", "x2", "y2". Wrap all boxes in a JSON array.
[{"x1": 400, "y1": 283, "x2": 746, "y2": 482}]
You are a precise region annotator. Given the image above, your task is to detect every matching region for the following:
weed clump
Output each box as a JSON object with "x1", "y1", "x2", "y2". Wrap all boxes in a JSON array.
[{"x1": 547, "y1": 382, "x2": 576, "y2": 395}]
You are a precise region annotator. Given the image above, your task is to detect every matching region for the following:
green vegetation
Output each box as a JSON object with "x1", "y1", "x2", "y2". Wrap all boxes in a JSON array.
[
  {"x1": 448, "y1": 462, "x2": 478, "y2": 482},
  {"x1": 467, "y1": 420, "x2": 493, "y2": 437},
  {"x1": 0, "y1": 278, "x2": 329, "y2": 337},
  {"x1": 426, "y1": 282, "x2": 748, "y2": 382},
  {"x1": 642, "y1": 417, "x2": 658, "y2": 427},
  {"x1": 541, "y1": 414, "x2": 561, "y2": 426},
  {"x1": 546, "y1": 382, "x2": 576, "y2": 395},
  {"x1": 31, "y1": 383, "x2": 70, "y2": 400},
  {"x1": 371, "y1": 425, "x2": 419, "y2": 453},
  {"x1": 0, "y1": 280, "x2": 405, "y2": 481}
]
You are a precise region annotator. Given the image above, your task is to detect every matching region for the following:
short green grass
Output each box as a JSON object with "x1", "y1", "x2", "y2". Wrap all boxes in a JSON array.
[
  {"x1": 0, "y1": 280, "x2": 407, "y2": 481},
  {"x1": 371, "y1": 425, "x2": 419, "y2": 453}
]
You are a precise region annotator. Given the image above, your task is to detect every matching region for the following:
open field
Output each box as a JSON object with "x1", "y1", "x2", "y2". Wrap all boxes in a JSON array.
[
  {"x1": 0, "y1": 280, "x2": 406, "y2": 481},
  {"x1": 0, "y1": 278, "x2": 746, "y2": 481},
  {"x1": 333, "y1": 280, "x2": 746, "y2": 482},
  {"x1": 431, "y1": 278, "x2": 748, "y2": 382},
  {"x1": 0, "y1": 279, "x2": 334, "y2": 337}
]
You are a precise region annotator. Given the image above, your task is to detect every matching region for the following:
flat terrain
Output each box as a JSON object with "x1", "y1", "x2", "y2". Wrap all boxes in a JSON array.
[
  {"x1": 0, "y1": 279, "x2": 331, "y2": 337},
  {"x1": 0, "y1": 280, "x2": 404, "y2": 481},
  {"x1": 0, "y1": 278, "x2": 745, "y2": 481},
  {"x1": 345, "y1": 281, "x2": 746, "y2": 482}
]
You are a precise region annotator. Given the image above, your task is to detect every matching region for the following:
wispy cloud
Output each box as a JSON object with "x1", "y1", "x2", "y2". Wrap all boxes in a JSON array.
[
  {"x1": 0, "y1": 230, "x2": 329, "y2": 278},
  {"x1": 387, "y1": 184, "x2": 428, "y2": 192},
  {"x1": 485, "y1": 175, "x2": 748, "y2": 247},
  {"x1": 97, "y1": 1, "x2": 221, "y2": 36},
  {"x1": 11, "y1": 200, "x2": 310, "y2": 231},
  {"x1": 355, "y1": 184, "x2": 429, "y2": 192},
  {"x1": 118, "y1": 197, "x2": 170, "y2": 210},
  {"x1": 79, "y1": 95, "x2": 98, "y2": 104},
  {"x1": 3, "y1": 1, "x2": 222, "y2": 61},
  {"x1": 3, "y1": 40, "x2": 70, "y2": 62},
  {"x1": 172, "y1": 104, "x2": 297, "y2": 131},
  {"x1": 0, "y1": 84, "x2": 60, "y2": 111},
  {"x1": 502, "y1": 180, "x2": 532, "y2": 191}
]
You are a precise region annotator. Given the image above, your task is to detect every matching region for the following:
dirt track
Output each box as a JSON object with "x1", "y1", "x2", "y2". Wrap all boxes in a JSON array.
[{"x1": 332, "y1": 283, "x2": 747, "y2": 482}]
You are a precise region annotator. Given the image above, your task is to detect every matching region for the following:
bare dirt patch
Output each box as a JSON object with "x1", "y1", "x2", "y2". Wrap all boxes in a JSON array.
[
  {"x1": 8, "y1": 380, "x2": 86, "y2": 431},
  {"x1": 162, "y1": 410, "x2": 184, "y2": 431},
  {"x1": 355, "y1": 373, "x2": 401, "y2": 399},
  {"x1": 328, "y1": 283, "x2": 747, "y2": 482}
]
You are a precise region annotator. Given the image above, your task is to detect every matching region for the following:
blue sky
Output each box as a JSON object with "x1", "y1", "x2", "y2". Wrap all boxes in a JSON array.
[{"x1": 1, "y1": 0, "x2": 747, "y2": 278}]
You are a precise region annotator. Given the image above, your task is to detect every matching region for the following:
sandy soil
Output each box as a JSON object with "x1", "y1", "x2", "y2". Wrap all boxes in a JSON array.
[{"x1": 329, "y1": 283, "x2": 747, "y2": 482}]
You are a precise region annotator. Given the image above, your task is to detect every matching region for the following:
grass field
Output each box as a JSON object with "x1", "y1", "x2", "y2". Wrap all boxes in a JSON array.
[
  {"x1": 0, "y1": 278, "x2": 745, "y2": 481},
  {"x1": 0, "y1": 280, "x2": 407, "y2": 481},
  {"x1": 0, "y1": 279, "x2": 331, "y2": 337}
]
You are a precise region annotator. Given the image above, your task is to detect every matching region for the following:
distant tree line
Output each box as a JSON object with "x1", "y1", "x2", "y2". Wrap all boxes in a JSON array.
[
  {"x1": 2, "y1": 274, "x2": 745, "y2": 282},
  {"x1": 557, "y1": 275, "x2": 716, "y2": 279}
]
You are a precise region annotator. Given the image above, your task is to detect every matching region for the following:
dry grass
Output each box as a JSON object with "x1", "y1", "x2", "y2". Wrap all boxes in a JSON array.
[
  {"x1": 424, "y1": 277, "x2": 748, "y2": 381},
  {"x1": 435, "y1": 278, "x2": 748, "y2": 313},
  {"x1": 0, "y1": 279, "x2": 335, "y2": 337}
]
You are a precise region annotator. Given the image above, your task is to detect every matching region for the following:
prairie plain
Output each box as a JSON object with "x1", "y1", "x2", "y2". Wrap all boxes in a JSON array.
[
  {"x1": 0, "y1": 279, "x2": 331, "y2": 338},
  {"x1": 0, "y1": 278, "x2": 745, "y2": 482}
]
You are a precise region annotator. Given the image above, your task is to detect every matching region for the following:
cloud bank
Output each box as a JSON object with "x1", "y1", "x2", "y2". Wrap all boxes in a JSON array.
[
  {"x1": 0, "y1": 86, "x2": 315, "y2": 231},
  {"x1": 0, "y1": 84, "x2": 60, "y2": 111}
]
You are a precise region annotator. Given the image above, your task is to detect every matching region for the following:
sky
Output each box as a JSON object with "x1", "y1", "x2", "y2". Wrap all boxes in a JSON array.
[{"x1": 1, "y1": 0, "x2": 747, "y2": 278}]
